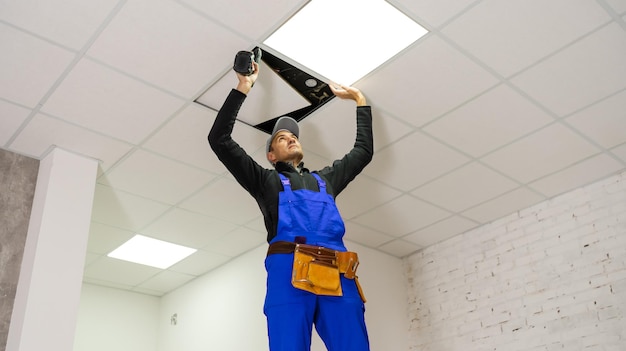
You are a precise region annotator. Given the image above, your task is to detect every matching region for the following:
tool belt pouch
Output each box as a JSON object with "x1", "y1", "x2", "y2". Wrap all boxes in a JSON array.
[
  {"x1": 292, "y1": 246, "x2": 342, "y2": 296},
  {"x1": 337, "y1": 251, "x2": 367, "y2": 303}
]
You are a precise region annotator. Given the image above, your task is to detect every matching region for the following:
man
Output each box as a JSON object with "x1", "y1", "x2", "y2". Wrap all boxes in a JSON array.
[{"x1": 208, "y1": 58, "x2": 373, "y2": 351}]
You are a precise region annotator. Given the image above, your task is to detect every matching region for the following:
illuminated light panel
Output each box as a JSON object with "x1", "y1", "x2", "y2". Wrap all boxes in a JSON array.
[
  {"x1": 264, "y1": 0, "x2": 428, "y2": 85},
  {"x1": 107, "y1": 235, "x2": 196, "y2": 269}
]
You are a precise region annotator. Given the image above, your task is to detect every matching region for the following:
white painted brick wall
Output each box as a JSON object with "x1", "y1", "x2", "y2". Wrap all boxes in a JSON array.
[{"x1": 404, "y1": 171, "x2": 626, "y2": 350}]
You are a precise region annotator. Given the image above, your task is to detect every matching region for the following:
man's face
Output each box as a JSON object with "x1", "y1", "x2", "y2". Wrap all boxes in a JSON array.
[{"x1": 267, "y1": 130, "x2": 303, "y2": 165}]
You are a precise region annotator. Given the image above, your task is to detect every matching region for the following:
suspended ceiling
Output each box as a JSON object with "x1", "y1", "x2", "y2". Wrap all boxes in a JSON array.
[{"x1": 1, "y1": 0, "x2": 625, "y2": 296}]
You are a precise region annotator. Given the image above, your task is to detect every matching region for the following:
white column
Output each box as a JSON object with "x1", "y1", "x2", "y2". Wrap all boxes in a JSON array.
[{"x1": 7, "y1": 148, "x2": 98, "y2": 351}]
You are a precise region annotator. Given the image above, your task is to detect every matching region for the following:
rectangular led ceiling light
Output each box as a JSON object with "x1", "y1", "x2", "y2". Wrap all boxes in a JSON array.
[
  {"x1": 108, "y1": 235, "x2": 197, "y2": 269},
  {"x1": 263, "y1": 0, "x2": 428, "y2": 85}
]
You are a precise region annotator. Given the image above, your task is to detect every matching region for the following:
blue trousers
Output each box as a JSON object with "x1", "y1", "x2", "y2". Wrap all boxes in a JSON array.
[{"x1": 264, "y1": 254, "x2": 370, "y2": 351}]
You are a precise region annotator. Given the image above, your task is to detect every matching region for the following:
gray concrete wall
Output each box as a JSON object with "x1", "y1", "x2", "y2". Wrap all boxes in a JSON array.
[{"x1": 0, "y1": 149, "x2": 39, "y2": 350}]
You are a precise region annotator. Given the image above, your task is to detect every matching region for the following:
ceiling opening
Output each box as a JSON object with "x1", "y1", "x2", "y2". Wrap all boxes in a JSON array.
[
  {"x1": 195, "y1": 0, "x2": 428, "y2": 134},
  {"x1": 195, "y1": 49, "x2": 336, "y2": 134}
]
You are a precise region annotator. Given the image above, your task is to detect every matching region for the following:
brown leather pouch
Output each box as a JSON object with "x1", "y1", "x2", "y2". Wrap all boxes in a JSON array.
[
  {"x1": 337, "y1": 251, "x2": 359, "y2": 279},
  {"x1": 337, "y1": 251, "x2": 367, "y2": 302},
  {"x1": 292, "y1": 247, "x2": 342, "y2": 296},
  {"x1": 289, "y1": 243, "x2": 366, "y2": 302}
]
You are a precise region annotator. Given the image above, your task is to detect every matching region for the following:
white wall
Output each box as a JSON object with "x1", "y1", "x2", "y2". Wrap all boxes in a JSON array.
[
  {"x1": 73, "y1": 284, "x2": 160, "y2": 351},
  {"x1": 404, "y1": 171, "x2": 626, "y2": 350},
  {"x1": 74, "y1": 241, "x2": 409, "y2": 350},
  {"x1": 157, "y1": 245, "x2": 268, "y2": 351},
  {"x1": 157, "y1": 241, "x2": 409, "y2": 351}
]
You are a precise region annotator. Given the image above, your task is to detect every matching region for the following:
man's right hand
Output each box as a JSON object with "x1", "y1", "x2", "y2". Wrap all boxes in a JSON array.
[{"x1": 236, "y1": 61, "x2": 259, "y2": 95}]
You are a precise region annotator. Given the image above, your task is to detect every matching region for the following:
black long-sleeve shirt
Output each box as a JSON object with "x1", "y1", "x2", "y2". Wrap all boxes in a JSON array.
[{"x1": 208, "y1": 89, "x2": 373, "y2": 243}]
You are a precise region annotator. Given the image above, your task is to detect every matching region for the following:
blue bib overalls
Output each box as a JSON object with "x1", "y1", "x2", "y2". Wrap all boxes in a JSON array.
[{"x1": 263, "y1": 173, "x2": 370, "y2": 351}]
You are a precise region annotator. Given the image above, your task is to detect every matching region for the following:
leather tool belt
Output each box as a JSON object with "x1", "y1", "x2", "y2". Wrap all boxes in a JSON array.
[{"x1": 267, "y1": 241, "x2": 366, "y2": 302}]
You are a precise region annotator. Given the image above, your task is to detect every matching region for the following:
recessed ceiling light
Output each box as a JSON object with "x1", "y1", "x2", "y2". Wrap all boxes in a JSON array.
[
  {"x1": 264, "y1": 0, "x2": 428, "y2": 85},
  {"x1": 107, "y1": 235, "x2": 196, "y2": 269}
]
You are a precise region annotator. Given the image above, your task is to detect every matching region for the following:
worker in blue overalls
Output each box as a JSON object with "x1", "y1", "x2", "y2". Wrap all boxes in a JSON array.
[{"x1": 209, "y1": 57, "x2": 373, "y2": 351}]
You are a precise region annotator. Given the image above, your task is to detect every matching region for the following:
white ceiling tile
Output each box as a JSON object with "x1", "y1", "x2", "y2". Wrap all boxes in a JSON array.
[
  {"x1": 244, "y1": 216, "x2": 267, "y2": 234},
  {"x1": 299, "y1": 99, "x2": 414, "y2": 162},
  {"x1": 605, "y1": 0, "x2": 626, "y2": 14},
  {"x1": 529, "y1": 154, "x2": 624, "y2": 197},
  {"x1": 81, "y1": 277, "x2": 133, "y2": 292},
  {"x1": 424, "y1": 84, "x2": 554, "y2": 157},
  {"x1": 344, "y1": 221, "x2": 396, "y2": 249},
  {"x1": 395, "y1": 0, "x2": 477, "y2": 27},
  {"x1": 404, "y1": 215, "x2": 478, "y2": 247},
  {"x1": 461, "y1": 187, "x2": 545, "y2": 223},
  {"x1": 353, "y1": 195, "x2": 450, "y2": 237},
  {"x1": 180, "y1": 0, "x2": 307, "y2": 39},
  {"x1": 299, "y1": 99, "x2": 368, "y2": 162},
  {"x1": 481, "y1": 123, "x2": 601, "y2": 183},
  {"x1": 511, "y1": 23, "x2": 626, "y2": 116},
  {"x1": 83, "y1": 252, "x2": 101, "y2": 267},
  {"x1": 91, "y1": 184, "x2": 170, "y2": 232},
  {"x1": 179, "y1": 177, "x2": 261, "y2": 225},
  {"x1": 41, "y1": 59, "x2": 185, "y2": 144},
  {"x1": 87, "y1": 222, "x2": 135, "y2": 255},
  {"x1": 371, "y1": 111, "x2": 415, "y2": 152},
  {"x1": 361, "y1": 36, "x2": 499, "y2": 127},
  {"x1": 336, "y1": 176, "x2": 402, "y2": 220},
  {"x1": 131, "y1": 286, "x2": 166, "y2": 297},
  {"x1": 83, "y1": 256, "x2": 161, "y2": 287},
  {"x1": 141, "y1": 208, "x2": 238, "y2": 249},
  {"x1": 412, "y1": 162, "x2": 519, "y2": 212},
  {"x1": 0, "y1": 101, "x2": 30, "y2": 146},
  {"x1": 442, "y1": 0, "x2": 611, "y2": 77},
  {"x1": 168, "y1": 250, "x2": 231, "y2": 276},
  {"x1": 231, "y1": 123, "x2": 274, "y2": 167},
  {"x1": 137, "y1": 270, "x2": 195, "y2": 294},
  {"x1": 612, "y1": 144, "x2": 626, "y2": 163},
  {"x1": 0, "y1": 24, "x2": 74, "y2": 107},
  {"x1": 10, "y1": 114, "x2": 133, "y2": 171},
  {"x1": 377, "y1": 239, "x2": 422, "y2": 258},
  {"x1": 0, "y1": 0, "x2": 119, "y2": 49},
  {"x1": 143, "y1": 104, "x2": 224, "y2": 173},
  {"x1": 102, "y1": 149, "x2": 213, "y2": 205},
  {"x1": 87, "y1": 0, "x2": 250, "y2": 97},
  {"x1": 363, "y1": 132, "x2": 469, "y2": 191},
  {"x1": 204, "y1": 226, "x2": 265, "y2": 257},
  {"x1": 565, "y1": 90, "x2": 626, "y2": 148}
]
